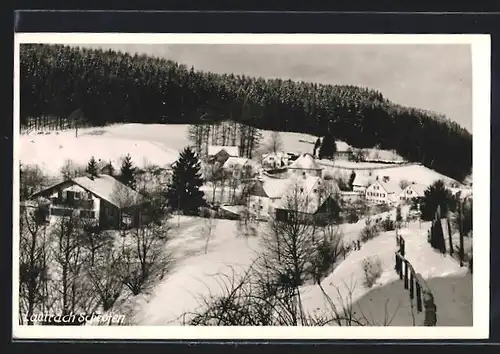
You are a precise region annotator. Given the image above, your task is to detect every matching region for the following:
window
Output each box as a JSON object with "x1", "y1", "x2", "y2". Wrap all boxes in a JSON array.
[
  {"x1": 80, "y1": 210, "x2": 95, "y2": 218},
  {"x1": 300, "y1": 188, "x2": 304, "y2": 193},
  {"x1": 313, "y1": 189, "x2": 317, "y2": 193},
  {"x1": 74, "y1": 192, "x2": 80, "y2": 200}
]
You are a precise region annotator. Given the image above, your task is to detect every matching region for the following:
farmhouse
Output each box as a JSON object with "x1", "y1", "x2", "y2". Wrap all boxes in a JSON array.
[
  {"x1": 222, "y1": 157, "x2": 259, "y2": 180},
  {"x1": 261, "y1": 151, "x2": 289, "y2": 169},
  {"x1": 365, "y1": 176, "x2": 402, "y2": 205},
  {"x1": 398, "y1": 183, "x2": 428, "y2": 202},
  {"x1": 352, "y1": 173, "x2": 373, "y2": 194},
  {"x1": 207, "y1": 145, "x2": 240, "y2": 165},
  {"x1": 30, "y1": 174, "x2": 146, "y2": 229},
  {"x1": 335, "y1": 141, "x2": 353, "y2": 160},
  {"x1": 247, "y1": 177, "x2": 291, "y2": 220},
  {"x1": 273, "y1": 176, "x2": 341, "y2": 224},
  {"x1": 287, "y1": 153, "x2": 323, "y2": 178}
]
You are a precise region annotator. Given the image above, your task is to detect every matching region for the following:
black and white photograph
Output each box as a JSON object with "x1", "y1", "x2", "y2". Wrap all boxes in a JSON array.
[{"x1": 12, "y1": 33, "x2": 490, "y2": 340}]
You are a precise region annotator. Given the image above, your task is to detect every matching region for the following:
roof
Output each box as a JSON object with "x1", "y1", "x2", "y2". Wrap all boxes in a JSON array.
[
  {"x1": 71, "y1": 175, "x2": 145, "y2": 208},
  {"x1": 262, "y1": 151, "x2": 288, "y2": 160},
  {"x1": 407, "y1": 183, "x2": 428, "y2": 197},
  {"x1": 261, "y1": 177, "x2": 292, "y2": 199},
  {"x1": 223, "y1": 157, "x2": 256, "y2": 170},
  {"x1": 352, "y1": 173, "x2": 371, "y2": 187},
  {"x1": 207, "y1": 145, "x2": 239, "y2": 157},
  {"x1": 273, "y1": 175, "x2": 333, "y2": 213},
  {"x1": 288, "y1": 153, "x2": 322, "y2": 171},
  {"x1": 376, "y1": 179, "x2": 403, "y2": 195},
  {"x1": 335, "y1": 141, "x2": 351, "y2": 152}
]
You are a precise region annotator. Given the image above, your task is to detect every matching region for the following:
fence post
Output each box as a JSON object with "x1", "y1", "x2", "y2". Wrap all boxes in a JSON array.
[
  {"x1": 404, "y1": 261, "x2": 409, "y2": 289},
  {"x1": 446, "y1": 216, "x2": 453, "y2": 257},
  {"x1": 416, "y1": 283, "x2": 423, "y2": 313}
]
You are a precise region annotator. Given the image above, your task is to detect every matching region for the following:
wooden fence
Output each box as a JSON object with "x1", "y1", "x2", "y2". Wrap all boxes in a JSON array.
[{"x1": 394, "y1": 231, "x2": 437, "y2": 326}]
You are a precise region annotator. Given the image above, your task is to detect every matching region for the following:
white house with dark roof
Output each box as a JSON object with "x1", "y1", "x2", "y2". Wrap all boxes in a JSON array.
[
  {"x1": 365, "y1": 176, "x2": 402, "y2": 205},
  {"x1": 30, "y1": 174, "x2": 146, "y2": 229}
]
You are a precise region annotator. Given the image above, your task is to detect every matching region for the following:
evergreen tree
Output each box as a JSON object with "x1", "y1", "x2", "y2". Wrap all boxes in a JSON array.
[
  {"x1": 348, "y1": 170, "x2": 356, "y2": 191},
  {"x1": 420, "y1": 180, "x2": 455, "y2": 221},
  {"x1": 431, "y1": 217, "x2": 446, "y2": 254},
  {"x1": 119, "y1": 154, "x2": 136, "y2": 190},
  {"x1": 318, "y1": 134, "x2": 337, "y2": 160},
  {"x1": 313, "y1": 137, "x2": 321, "y2": 157},
  {"x1": 165, "y1": 147, "x2": 206, "y2": 215},
  {"x1": 85, "y1": 156, "x2": 98, "y2": 177}
]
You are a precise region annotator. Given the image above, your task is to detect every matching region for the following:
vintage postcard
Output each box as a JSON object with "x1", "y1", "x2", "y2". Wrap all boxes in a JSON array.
[{"x1": 12, "y1": 33, "x2": 490, "y2": 340}]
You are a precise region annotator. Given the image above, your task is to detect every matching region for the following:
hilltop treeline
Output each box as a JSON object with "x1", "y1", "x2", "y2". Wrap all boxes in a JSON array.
[{"x1": 20, "y1": 44, "x2": 472, "y2": 181}]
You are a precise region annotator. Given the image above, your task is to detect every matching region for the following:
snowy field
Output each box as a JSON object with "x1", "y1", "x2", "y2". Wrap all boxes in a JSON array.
[
  {"x1": 21, "y1": 123, "x2": 414, "y2": 179},
  {"x1": 105, "y1": 206, "x2": 471, "y2": 326}
]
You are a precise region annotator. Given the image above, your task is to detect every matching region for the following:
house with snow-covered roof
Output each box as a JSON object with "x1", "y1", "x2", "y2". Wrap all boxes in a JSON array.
[
  {"x1": 30, "y1": 174, "x2": 147, "y2": 229},
  {"x1": 398, "y1": 183, "x2": 428, "y2": 202},
  {"x1": 207, "y1": 145, "x2": 240, "y2": 165},
  {"x1": 287, "y1": 153, "x2": 322, "y2": 178},
  {"x1": 365, "y1": 176, "x2": 402, "y2": 205},
  {"x1": 273, "y1": 175, "x2": 341, "y2": 224},
  {"x1": 261, "y1": 151, "x2": 289, "y2": 169}
]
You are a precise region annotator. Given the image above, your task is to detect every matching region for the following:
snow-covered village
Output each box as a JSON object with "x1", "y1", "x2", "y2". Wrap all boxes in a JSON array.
[{"x1": 17, "y1": 43, "x2": 474, "y2": 329}]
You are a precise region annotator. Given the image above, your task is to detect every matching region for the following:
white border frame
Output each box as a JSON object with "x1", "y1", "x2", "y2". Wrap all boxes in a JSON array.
[{"x1": 12, "y1": 33, "x2": 491, "y2": 340}]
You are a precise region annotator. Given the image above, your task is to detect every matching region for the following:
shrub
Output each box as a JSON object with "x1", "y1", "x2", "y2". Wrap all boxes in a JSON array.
[
  {"x1": 359, "y1": 219, "x2": 379, "y2": 242},
  {"x1": 362, "y1": 256, "x2": 383, "y2": 288},
  {"x1": 345, "y1": 209, "x2": 359, "y2": 224},
  {"x1": 380, "y1": 215, "x2": 395, "y2": 231}
]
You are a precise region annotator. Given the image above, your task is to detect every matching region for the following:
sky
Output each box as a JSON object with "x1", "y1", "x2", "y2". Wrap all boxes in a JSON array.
[{"x1": 81, "y1": 43, "x2": 472, "y2": 132}]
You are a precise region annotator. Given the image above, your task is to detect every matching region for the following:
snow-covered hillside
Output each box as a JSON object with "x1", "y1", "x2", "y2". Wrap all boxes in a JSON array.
[
  {"x1": 104, "y1": 207, "x2": 470, "y2": 327},
  {"x1": 20, "y1": 124, "x2": 457, "y2": 187},
  {"x1": 20, "y1": 126, "x2": 180, "y2": 176}
]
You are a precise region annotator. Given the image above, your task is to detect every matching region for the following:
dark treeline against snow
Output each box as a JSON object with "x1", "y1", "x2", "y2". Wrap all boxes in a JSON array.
[{"x1": 19, "y1": 44, "x2": 472, "y2": 181}]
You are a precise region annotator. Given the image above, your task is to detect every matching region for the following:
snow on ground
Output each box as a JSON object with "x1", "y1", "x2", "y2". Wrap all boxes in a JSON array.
[
  {"x1": 115, "y1": 217, "x2": 263, "y2": 325},
  {"x1": 300, "y1": 219, "x2": 470, "y2": 326},
  {"x1": 20, "y1": 126, "x2": 180, "y2": 177},
  {"x1": 108, "y1": 204, "x2": 470, "y2": 326}
]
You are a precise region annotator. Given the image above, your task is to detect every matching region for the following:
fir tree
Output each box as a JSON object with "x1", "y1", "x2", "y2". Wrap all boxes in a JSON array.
[
  {"x1": 165, "y1": 147, "x2": 206, "y2": 215},
  {"x1": 431, "y1": 217, "x2": 446, "y2": 254},
  {"x1": 318, "y1": 134, "x2": 337, "y2": 160},
  {"x1": 86, "y1": 156, "x2": 98, "y2": 178},
  {"x1": 313, "y1": 137, "x2": 321, "y2": 157},
  {"x1": 119, "y1": 154, "x2": 136, "y2": 190},
  {"x1": 420, "y1": 180, "x2": 455, "y2": 221},
  {"x1": 348, "y1": 170, "x2": 356, "y2": 191}
]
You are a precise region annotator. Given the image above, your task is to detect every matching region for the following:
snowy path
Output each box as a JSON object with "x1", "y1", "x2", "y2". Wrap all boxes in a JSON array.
[{"x1": 300, "y1": 220, "x2": 468, "y2": 322}]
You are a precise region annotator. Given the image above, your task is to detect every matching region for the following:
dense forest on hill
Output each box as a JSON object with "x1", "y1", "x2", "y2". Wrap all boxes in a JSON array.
[{"x1": 19, "y1": 44, "x2": 472, "y2": 181}]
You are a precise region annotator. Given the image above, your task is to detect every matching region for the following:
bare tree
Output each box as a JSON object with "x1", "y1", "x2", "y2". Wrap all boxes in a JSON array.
[
  {"x1": 86, "y1": 244, "x2": 124, "y2": 312},
  {"x1": 60, "y1": 159, "x2": 86, "y2": 180},
  {"x1": 264, "y1": 131, "x2": 284, "y2": 154},
  {"x1": 205, "y1": 164, "x2": 224, "y2": 205},
  {"x1": 19, "y1": 205, "x2": 51, "y2": 324},
  {"x1": 118, "y1": 219, "x2": 172, "y2": 296},
  {"x1": 200, "y1": 207, "x2": 217, "y2": 254},
  {"x1": 50, "y1": 213, "x2": 93, "y2": 316}
]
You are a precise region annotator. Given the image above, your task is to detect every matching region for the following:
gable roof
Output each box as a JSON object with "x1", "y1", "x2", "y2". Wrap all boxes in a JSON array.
[
  {"x1": 374, "y1": 179, "x2": 402, "y2": 195},
  {"x1": 406, "y1": 183, "x2": 428, "y2": 197},
  {"x1": 352, "y1": 173, "x2": 371, "y2": 187},
  {"x1": 272, "y1": 175, "x2": 328, "y2": 213},
  {"x1": 72, "y1": 175, "x2": 145, "y2": 208},
  {"x1": 223, "y1": 157, "x2": 256, "y2": 170},
  {"x1": 32, "y1": 175, "x2": 145, "y2": 209},
  {"x1": 208, "y1": 145, "x2": 239, "y2": 157},
  {"x1": 288, "y1": 153, "x2": 322, "y2": 171}
]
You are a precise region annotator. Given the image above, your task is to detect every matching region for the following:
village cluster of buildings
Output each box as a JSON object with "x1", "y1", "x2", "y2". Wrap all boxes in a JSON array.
[{"x1": 21, "y1": 142, "x2": 471, "y2": 230}]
